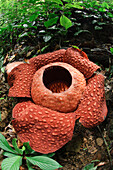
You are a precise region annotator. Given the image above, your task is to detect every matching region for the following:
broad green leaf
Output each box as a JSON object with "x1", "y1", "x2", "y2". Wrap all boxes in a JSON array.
[
  {"x1": 83, "y1": 163, "x2": 97, "y2": 170},
  {"x1": 60, "y1": 15, "x2": 72, "y2": 30},
  {"x1": 46, "y1": 0, "x2": 63, "y2": 5},
  {"x1": 0, "y1": 133, "x2": 17, "y2": 154},
  {"x1": 26, "y1": 156, "x2": 62, "y2": 170},
  {"x1": 43, "y1": 35, "x2": 52, "y2": 42},
  {"x1": 65, "y1": 2, "x2": 83, "y2": 9},
  {"x1": 12, "y1": 138, "x2": 23, "y2": 155},
  {"x1": 44, "y1": 17, "x2": 58, "y2": 28},
  {"x1": 99, "y1": 8, "x2": 106, "y2": 12},
  {"x1": 108, "y1": 12, "x2": 113, "y2": 18},
  {"x1": 29, "y1": 13, "x2": 39, "y2": 22},
  {"x1": 26, "y1": 160, "x2": 34, "y2": 170},
  {"x1": 1, "y1": 156, "x2": 22, "y2": 170},
  {"x1": 101, "y1": 2, "x2": 109, "y2": 9},
  {"x1": 3, "y1": 152, "x2": 17, "y2": 158}
]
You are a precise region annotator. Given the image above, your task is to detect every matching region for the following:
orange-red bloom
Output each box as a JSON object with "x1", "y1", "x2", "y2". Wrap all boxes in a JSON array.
[{"x1": 7, "y1": 48, "x2": 107, "y2": 154}]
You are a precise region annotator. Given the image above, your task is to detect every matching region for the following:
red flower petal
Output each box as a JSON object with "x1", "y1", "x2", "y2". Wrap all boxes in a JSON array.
[
  {"x1": 29, "y1": 49, "x2": 66, "y2": 68},
  {"x1": 65, "y1": 48, "x2": 100, "y2": 78},
  {"x1": 75, "y1": 48, "x2": 88, "y2": 59},
  {"x1": 8, "y1": 63, "x2": 37, "y2": 97},
  {"x1": 13, "y1": 100, "x2": 33, "y2": 118},
  {"x1": 12, "y1": 103, "x2": 76, "y2": 154},
  {"x1": 6, "y1": 62, "x2": 24, "y2": 75},
  {"x1": 75, "y1": 74, "x2": 107, "y2": 128}
]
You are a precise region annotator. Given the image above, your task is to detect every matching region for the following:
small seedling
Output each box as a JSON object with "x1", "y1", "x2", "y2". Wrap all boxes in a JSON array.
[
  {"x1": 82, "y1": 163, "x2": 97, "y2": 170},
  {"x1": 0, "y1": 133, "x2": 62, "y2": 170}
]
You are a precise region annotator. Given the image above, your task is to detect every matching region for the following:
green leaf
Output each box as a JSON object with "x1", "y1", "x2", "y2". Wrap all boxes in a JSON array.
[
  {"x1": 44, "y1": 17, "x2": 59, "y2": 28},
  {"x1": 1, "y1": 67, "x2": 5, "y2": 73},
  {"x1": 101, "y1": 2, "x2": 110, "y2": 9},
  {"x1": 46, "y1": 0, "x2": 63, "y2": 5},
  {"x1": 108, "y1": 12, "x2": 113, "y2": 18},
  {"x1": 43, "y1": 35, "x2": 52, "y2": 42},
  {"x1": 19, "y1": 32, "x2": 28, "y2": 38},
  {"x1": 43, "y1": 153, "x2": 55, "y2": 158},
  {"x1": 72, "y1": 45, "x2": 79, "y2": 49},
  {"x1": 110, "y1": 48, "x2": 113, "y2": 55},
  {"x1": 60, "y1": 15, "x2": 72, "y2": 30},
  {"x1": 83, "y1": 163, "x2": 97, "y2": 170},
  {"x1": 12, "y1": 138, "x2": 23, "y2": 155},
  {"x1": 65, "y1": 2, "x2": 83, "y2": 9},
  {"x1": 23, "y1": 142, "x2": 35, "y2": 154},
  {"x1": 3, "y1": 152, "x2": 17, "y2": 158},
  {"x1": 26, "y1": 160, "x2": 34, "y2": 170},
  {"x1": 26, "y1": 156, "x2": 62, "y2": 170},
  {"x1": 0, "y1": 133, "x2": 17, "y2": 154},
  {"x1": 98, "y1": 22, "x2": 106, "y2": 25},
  {"x1": 29, "y1": 13, "x2": 39, "y2": 22},
  {"x1": 41, "y1": 45, "x2": 49, "y2": 52},
  {"x1": 0, "y1": 97, "x2": 4, "y2": 100},
  {"x1": 94, "y1": 26, "x2": 103, "y2": 30},
  {"x1": 74, "y1": 30, "x2": 90, "y2": 36},
  {"x1": 99, "y1": 7, "x2": 106, "y2": 12},
  {"x1": 1, "y1": 156, "x2": 22, "y2": 170}
]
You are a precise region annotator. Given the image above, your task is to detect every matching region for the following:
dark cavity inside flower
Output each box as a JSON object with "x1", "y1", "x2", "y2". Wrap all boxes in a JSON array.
[{"x1": 43, "y1": 65, "x2": 72, "y2": 93}]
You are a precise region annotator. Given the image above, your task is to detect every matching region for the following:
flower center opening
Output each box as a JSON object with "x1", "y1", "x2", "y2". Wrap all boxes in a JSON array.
[{"x1": 43, "y1": 66, "x2": 72, "y2": 93}]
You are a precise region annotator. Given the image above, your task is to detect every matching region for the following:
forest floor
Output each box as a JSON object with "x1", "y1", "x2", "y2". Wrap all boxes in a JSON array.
[{"x1": 0, "y1": 23, "x2": 113, "y2": 170}]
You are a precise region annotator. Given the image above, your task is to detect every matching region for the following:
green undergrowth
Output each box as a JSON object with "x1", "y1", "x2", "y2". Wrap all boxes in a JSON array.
[
  {"x1": 0, "y1": 0, "x2": 113, "y2": 71},
  {"x1": 0, "y1": 133, "x2": 62, "y2": 170}
]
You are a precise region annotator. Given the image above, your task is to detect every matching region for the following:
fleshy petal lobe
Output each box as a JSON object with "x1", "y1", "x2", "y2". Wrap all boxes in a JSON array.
[
  {"x1": 75, "y1": 74, "x2": 107, "y2": 128},
  {"x1": 12, "y1": 103, "x2": 76, "y2": 154},
  {"x1": 29, "y1": 49, "x2": 66, "y2": 69},
  {"x1": 65, "y1": 48, "x2": 100, "y2": 78},
  {"x1": 8, "y1": 63, "x2": 37, "y2": 97},
  {"x1": 13, "y1": 100, "x2": 33, "y2": 118},
  {"x1": 6, "y1": 62, "x2": 24, "y2": 75}
]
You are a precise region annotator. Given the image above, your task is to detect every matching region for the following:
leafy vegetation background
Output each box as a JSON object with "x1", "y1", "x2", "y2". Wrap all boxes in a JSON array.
[{"x1": 0, "y1": 0, "x2": 113, "y2": 70}]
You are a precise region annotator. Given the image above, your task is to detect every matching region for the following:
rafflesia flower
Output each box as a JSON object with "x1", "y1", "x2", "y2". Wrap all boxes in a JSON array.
[{"x1": 7, "y1": 47, "x2": 107, "y2": 154}]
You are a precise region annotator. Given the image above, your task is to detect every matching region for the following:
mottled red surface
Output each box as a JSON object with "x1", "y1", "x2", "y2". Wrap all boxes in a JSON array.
[
  {"x1": 8, "y1": 63, "x2": 37, "y2": 97},
  {"x1": 29, "y1": 49, "x2": 66, "y2": 69},
  {"x1": 12, "y1": 104, "x2": 76, "y2": 154},
  {"x1": 31, "y1": 62, "x2": 86, "y2": 112},
  {"x1": 75, "y1": 74, "x2": 107, "y2": 128},
  {"x1": 65, "y1": 48, "x2": 100, "y2": 78},
  {"x1": 6, "y1": 62, "x2": 24, "y2": 75},
  {"x1": 13, "y1": 100, "x2": 33, "y2": 118},
  {"x1": 7, "y1": 47, "x2": 107, "y2": 154}
]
